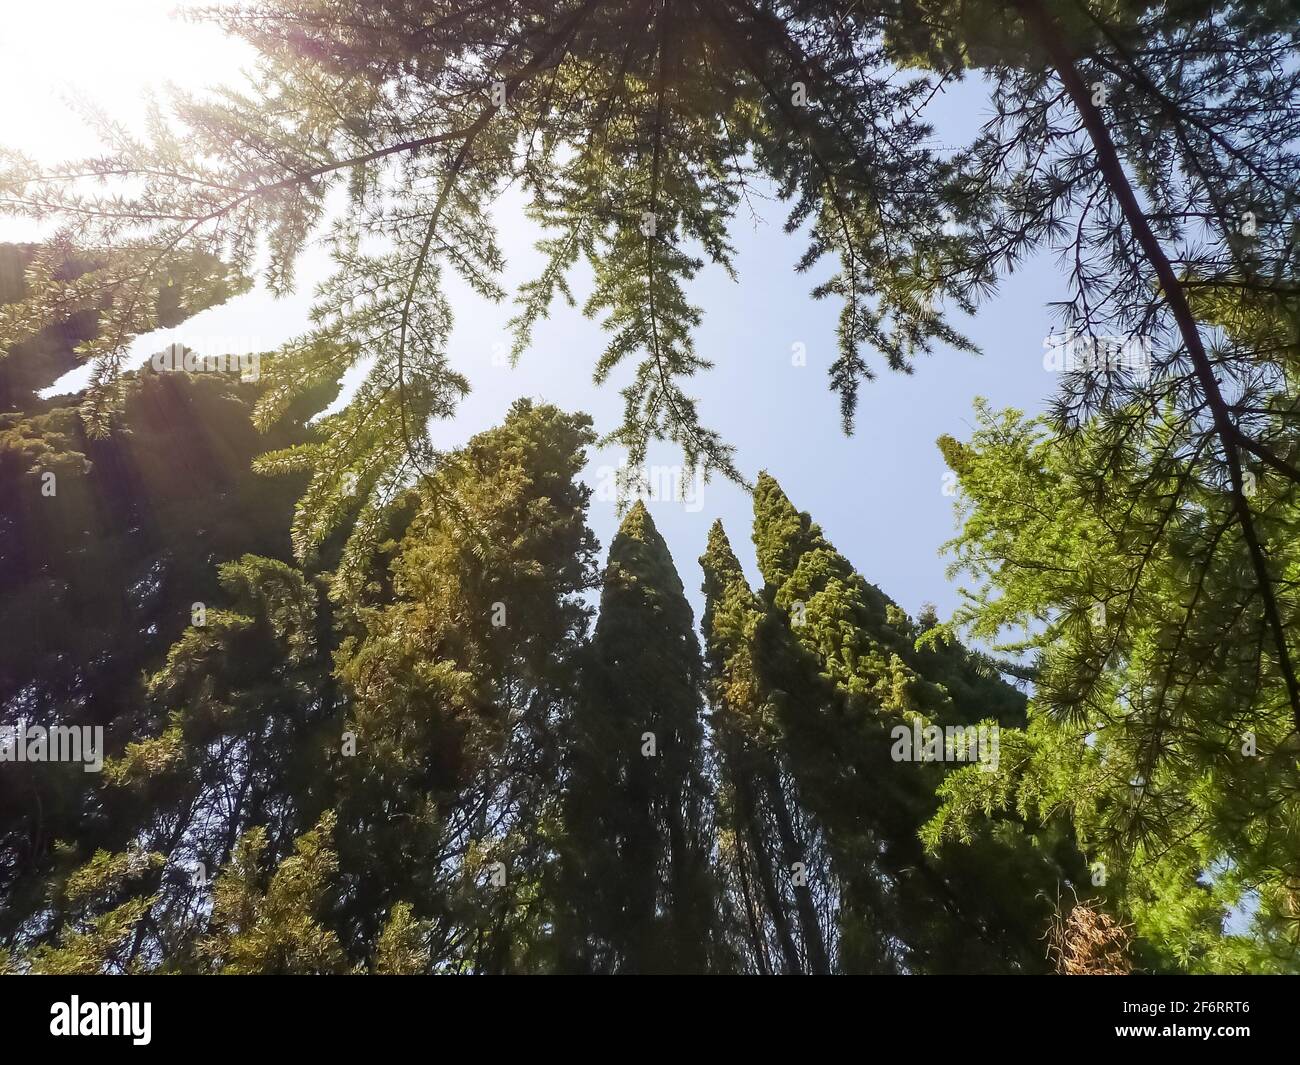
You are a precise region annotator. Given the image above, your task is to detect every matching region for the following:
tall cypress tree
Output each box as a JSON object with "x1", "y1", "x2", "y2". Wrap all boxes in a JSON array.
[
  {"x1": 701, "y1": 520, "x2": 830, "y2": 974},
  {"x1": 557, "y1": 502, "x2": 724, "y2": 973},
  {"x1": 749, "y1": 472, "x2": 1079, "y2": 973}
]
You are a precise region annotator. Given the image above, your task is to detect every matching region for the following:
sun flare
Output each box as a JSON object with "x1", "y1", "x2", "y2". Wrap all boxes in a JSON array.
[{"x1": 0, "y1": 1, "x2": 248, "y2": 163}]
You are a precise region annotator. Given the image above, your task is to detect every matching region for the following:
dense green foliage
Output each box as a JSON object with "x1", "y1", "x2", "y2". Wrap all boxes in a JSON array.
[
  {"x1": 557, "y1": 503, "x2": 725, "y2": 973},
  {"x1": 2, "y1": 0, "x2": 1300, "y2": 974},
  {"x1": 0, "y1": 249, "x2": 1084, "y2": 970},
  {"x1": 932, "y1": 391, "x2": 1300, "y2": 972},
  {"x1": 703, "y1": 476, "x2": 1082, "y2": 972},
  {"x1": 2, "y1": 252, "x2": 1295, "y2": 970}
]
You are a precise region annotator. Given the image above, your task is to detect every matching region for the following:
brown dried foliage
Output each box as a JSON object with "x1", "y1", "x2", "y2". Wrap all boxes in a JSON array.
[{"x1": 1048, "y1": 904, "x2": 1133, "y2": 975}]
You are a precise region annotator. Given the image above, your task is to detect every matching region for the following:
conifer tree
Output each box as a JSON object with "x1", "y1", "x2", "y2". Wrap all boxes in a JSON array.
[
  {"x1": 700, "y1": 520, "x2": 831, "y2": 974},
  {"x1": 331, "y1": 399, "x2": 598, "y2": 972},
  {"x1": 3, "y1": 399, "x2": 599, "y2": 973},
  {"x1": 931, "y1": 389, "x2": 1300, "y2": 973},
  {"x1": 557, "y1": 502, "x2": 724, "y2": 973},
  {"x1": 0, "y1": 0, "x2": 974, "y2": 557},
  {"x1": 3, "y1": 3, "x2": 1296, "y2": 753},
  {"x1": 0, "y1": 242, "x2": 324, "y2": 951},
  {"x1": 4, "y1": 0, "x2": 1298, "y2": 975},
  {"x1": 747, "y1": 472, "x2": 1079, "y2": 972},
  {"x1": 1, "y1": 552, "x2": 344, "y2": 973}
]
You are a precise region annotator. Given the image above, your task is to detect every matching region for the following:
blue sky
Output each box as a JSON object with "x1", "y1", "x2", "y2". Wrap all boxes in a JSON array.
[
  {"x1": 429, "y1": 171, "x2": 1064, "y2": 624},
  {"x1": 1, "y1": 2, "x2": 1069, "y2": 629}
]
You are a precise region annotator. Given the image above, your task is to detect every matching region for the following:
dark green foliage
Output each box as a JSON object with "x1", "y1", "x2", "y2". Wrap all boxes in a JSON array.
[
  {"x1": 0, "y1": 244, "x2": 326, "y2": 948},
  {"x1": 557, "y1": 502, "x2": 725, "y2": 973},
  {"x1": 0, "y1": 243, "x2": 99, "y2": 412},
  {"x1": 0, "y1": 243, "x2": 235, "y2": 411},
  {"x1": 728, "y1": 473, "x2": 1080, "y2": 973},
  {"x1": 4, "y1": 0, "x2": 1299, "y2": 973},
  {"x1": 3, "y1": 396, "x2": 604, "y2": 973},
  {"x1": 701, "y1": 521, "x2": 831, "y2": 974}
]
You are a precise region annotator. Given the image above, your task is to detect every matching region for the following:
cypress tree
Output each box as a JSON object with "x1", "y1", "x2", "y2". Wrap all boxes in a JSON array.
[
  {"x1": 557, "y1": 502, "x2": 724, "y2": 973},
  {"x1": 749, "y1": 472, "x2": 1078, "y2": 973},
  {"x1": 701, "y1": 520, "x2": 830, "y2": 974}
]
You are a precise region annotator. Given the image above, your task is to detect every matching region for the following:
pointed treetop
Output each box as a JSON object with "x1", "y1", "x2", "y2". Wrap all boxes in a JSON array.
[
  {"x1": 702, "y1": 519, "x2": 745, "y2": 585},
  {"x1": 752, "y1": 471, "x2": 833, "y2": 591},
  {"x1": 609, "y1": 500, "x2": 674, "y2": 578},
  {"x1": 700, "y1": 519, "x2": 759, "y2": 655},
  {"x1": 617, "y1": 498, "x2": 654, "y2": 539},
  {"x1": 601, "y1": 499, "x2": 694, "y2": 636}
]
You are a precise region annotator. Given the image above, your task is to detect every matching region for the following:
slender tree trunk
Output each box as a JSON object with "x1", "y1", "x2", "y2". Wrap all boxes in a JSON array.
[
  {"x1": 732, "y1": 829, "x2": 773, "y2": 974},
  {"x1": 736, "y1": 773, "x2": 803, "y2": 973},
  {"x1": 764, "y1": 767, "x2": 831, "y2": 974}
]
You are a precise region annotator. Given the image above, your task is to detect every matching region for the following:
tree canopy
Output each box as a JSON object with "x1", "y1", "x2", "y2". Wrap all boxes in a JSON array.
[{"x1": 2, "y1": 0, "x2": 1300, "y2": 974}]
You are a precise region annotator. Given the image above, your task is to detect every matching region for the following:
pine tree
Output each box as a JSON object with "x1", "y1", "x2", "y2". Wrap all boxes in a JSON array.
[
  {"x1": 4, "y1": 398, "x2": 600, "y2": 973},
  {"x1": 0, "y1": 0, "x2": 977, "y2": 554},
  {"x1": 0, "y1": 242, "x2": 325, "y2": 953},
  {"x1": 932, "y1": 389, "x2": 1300, "y2": 972},
  {"x1": 557, "y1": 502, "x2": 724, "y2": 973},
  {"x1": 4, "y1": 2, "x2": 1297, "y2": 747},
  {"x1": 5, "y1": 1, "x2": 1299, "y2": 974},
  {"x1": 0, "y1": 552, "x2": 345, "y2": 974}
]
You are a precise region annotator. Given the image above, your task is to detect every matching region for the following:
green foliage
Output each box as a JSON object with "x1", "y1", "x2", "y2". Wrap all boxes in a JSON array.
[
  {"x1": 329, "y1": 399, "x2": 599, "y2": 973},
  {"x1": 935, "y1": 391, "x2": 1300, "y2": 973},
  {"x1": 557, "y1": 502, "x2": 726, "y2": 973},
  {"x1": 20, "y1": 846, "x2": 163, "y2": 975},
  {"x1": 374, "y1": 901, "x2": 433, "y2": 975},
  {"x1": 199, "y1": 813, "x2": 346, "y2": 975},
  {"x1": 701, "y1": 520, "x2": 832, "y2": 974},
  {"x1": 738, "y1": 472, "x2": 1079, "y2": 972},
  {"x1": 0, "y1": 0, "x2": 989, "y2": 535},
  {"x1": 0, "y1": 245, "x2": 326, "y2": 949},
  {"x1": 4, "y1": 0, "x2": 1300, "y2": 975}
]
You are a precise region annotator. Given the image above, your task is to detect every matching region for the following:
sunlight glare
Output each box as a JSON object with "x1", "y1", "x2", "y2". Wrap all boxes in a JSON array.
[{"x1": 0, "y1": 1, "x2": 250, "y2": 163}]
